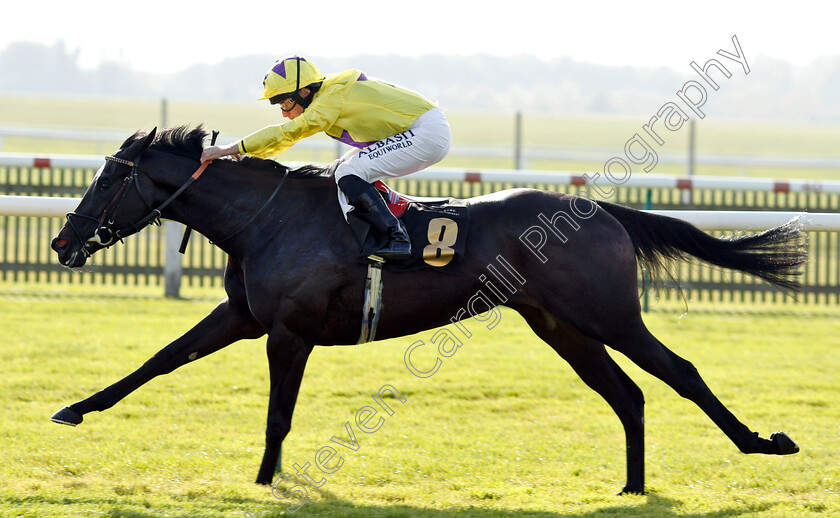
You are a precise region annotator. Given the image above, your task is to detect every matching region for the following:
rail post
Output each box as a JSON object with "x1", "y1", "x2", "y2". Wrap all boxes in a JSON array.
[
  {"x1": 164, "y1": 222, "x2": 183, "y2": 298},
  {"x1": 683, "y1": 119, "x2": 696, "y2": 205},
  {"x1": 514, "y1": 111, "x2": 524, "y2": 170}
]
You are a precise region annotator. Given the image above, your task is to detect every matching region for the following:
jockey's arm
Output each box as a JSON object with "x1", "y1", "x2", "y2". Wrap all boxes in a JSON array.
[{"x1": 200, "y1": 143, "x2": 240, "y2": 163}]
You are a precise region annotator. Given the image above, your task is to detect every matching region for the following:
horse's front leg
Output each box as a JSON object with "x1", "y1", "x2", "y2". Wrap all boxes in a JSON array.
[
  {"x1": 51, "y1": 299, "x2": 266, "y2": 426},
  {"x1": 255, "y1": 328, "x2": 313, "y2": 485}
]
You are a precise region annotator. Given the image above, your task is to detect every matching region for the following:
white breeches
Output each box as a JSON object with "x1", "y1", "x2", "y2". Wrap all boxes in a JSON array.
[{"x1": 333, "y1": 107, "x2": 451, "y2": 218}]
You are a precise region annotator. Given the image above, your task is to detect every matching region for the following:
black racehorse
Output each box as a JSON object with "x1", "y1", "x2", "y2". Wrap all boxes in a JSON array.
[{"x1": 50, "y1": 126, "x2": 807, "y2": 494}]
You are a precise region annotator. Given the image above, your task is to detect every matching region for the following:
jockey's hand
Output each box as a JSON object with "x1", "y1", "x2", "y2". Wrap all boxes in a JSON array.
[{"x1": 200, "y1": 144, "x2": 240, "y2": 163}]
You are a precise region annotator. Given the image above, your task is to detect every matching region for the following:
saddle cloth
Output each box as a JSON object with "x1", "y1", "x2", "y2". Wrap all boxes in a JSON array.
[{"x1": 348, "y1": 181, "x2": 469, "y2": 273}]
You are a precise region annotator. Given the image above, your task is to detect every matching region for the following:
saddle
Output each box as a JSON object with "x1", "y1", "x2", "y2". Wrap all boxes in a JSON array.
[{"x1": 347, "y1": 181, "x2": 469, "y2": 273}]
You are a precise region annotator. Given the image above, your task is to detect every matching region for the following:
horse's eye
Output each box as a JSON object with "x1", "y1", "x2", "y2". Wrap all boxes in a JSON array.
[{"x1": 99, "y1": 178, "x2": 110, "y2": 191}]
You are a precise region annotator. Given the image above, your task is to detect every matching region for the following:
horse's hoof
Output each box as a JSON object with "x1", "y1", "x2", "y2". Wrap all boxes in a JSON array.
[
  {"x1": 619, "y1": 484, "x2": 645, "y2": 495},
  {"x1": 771, "y1": 431, "x2": 799, "y2": 455},
  {"x1": 51, "y1": 406, "x2": 83, "y2": 426}
]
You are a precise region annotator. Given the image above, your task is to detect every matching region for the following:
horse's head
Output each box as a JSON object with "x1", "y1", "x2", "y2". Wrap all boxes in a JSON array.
[{"x1": 52, "y1": 128, "x2": 158, "y2": 268}]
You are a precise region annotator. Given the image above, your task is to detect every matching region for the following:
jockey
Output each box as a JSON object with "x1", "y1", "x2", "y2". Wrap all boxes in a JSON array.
[{"x1": 200, "y1": 56, "x2": 452, "y2": 260}]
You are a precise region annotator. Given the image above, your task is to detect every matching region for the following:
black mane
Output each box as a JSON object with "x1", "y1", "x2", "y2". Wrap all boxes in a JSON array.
[
  {"x1": 238, "y1": 157, "x2": 332, "y2": 179},
  {"x1": 286, "y1": 163, "x2": 333, "y2": 178},
  {"x1": 153, "y1": 125, "x2": 207, "y2": 158},
  {"x1": 131, "y1": 125, "x2": 334, "y2": 179}
]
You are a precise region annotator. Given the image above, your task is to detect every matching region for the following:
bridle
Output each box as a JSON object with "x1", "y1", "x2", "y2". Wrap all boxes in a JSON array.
[
  {"x1": 63, "y1": 151, "x2": 287, "y2": 256},
  {"x1": 64, "y1": 153, "x2": 211, "y2": 256}
]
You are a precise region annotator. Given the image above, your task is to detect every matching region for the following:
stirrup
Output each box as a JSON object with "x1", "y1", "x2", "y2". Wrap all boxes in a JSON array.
[
  {"x1": 376, "y1": 220, "x2": 411, "y2": 260},
  {"x1": 375, "y1": 240, "x2": 411, "y2": 260}
]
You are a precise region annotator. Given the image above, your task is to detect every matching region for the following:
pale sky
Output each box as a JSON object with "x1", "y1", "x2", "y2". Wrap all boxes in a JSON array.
[{"x1": 3, "y1": 1, "x2": 837, "y2": 73}]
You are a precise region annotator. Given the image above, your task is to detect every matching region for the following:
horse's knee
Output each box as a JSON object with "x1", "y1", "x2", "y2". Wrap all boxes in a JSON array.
[
  {"x1": 629, "y1": 388, "x2": 645, "y2": 424},
  {"x1": 610, "y1": 366, "x2": 644, "y2": 422},
  {"x1": 141, "y1": 351, "x2": 178, "y2": 376},
  {"x1": 626, "y1": 378, "x2": 645, "y2": 408},
  {"x1": 266, "y1": 420, "x2": 291, "y2": 444},
  {"x1": 671, "y1": 359, "x2": 709, "y2": 400},
  {"x1": 616, "y1": 384, "x2": 645, "y2": 434}
]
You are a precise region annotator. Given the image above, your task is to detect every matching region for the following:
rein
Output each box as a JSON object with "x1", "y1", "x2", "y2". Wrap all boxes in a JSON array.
[
  {"x1": 65, "y1": 152, "x2": 286, "y2": 255},
  {"x1": 210, "y1": 170, "x2": 287, "y2": 246}
]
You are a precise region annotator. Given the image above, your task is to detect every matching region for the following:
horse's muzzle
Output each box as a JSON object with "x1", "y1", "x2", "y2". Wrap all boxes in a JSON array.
[{"x1": 51, "y1": 236, "x2": 88, "y2": 268}]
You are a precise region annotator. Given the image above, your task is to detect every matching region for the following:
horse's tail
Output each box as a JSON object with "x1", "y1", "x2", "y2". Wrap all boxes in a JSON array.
[{"x1": 596, "y1": 200, "x2": 809, "y2": 292}]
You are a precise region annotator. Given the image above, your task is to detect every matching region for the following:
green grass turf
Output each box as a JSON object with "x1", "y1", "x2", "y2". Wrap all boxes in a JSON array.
[{"x1": 1, "y1": 283, "x2": 838, "y2": 517}]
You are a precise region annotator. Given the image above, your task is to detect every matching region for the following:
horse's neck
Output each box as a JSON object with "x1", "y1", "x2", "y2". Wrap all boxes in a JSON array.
[{"x1": 166, "y1": 164, "x2": 339, "y2": 255}]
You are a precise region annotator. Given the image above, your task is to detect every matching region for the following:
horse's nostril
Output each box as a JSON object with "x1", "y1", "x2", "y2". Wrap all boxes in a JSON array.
[{"x1": 52, "y1": 238, "x2": 68, "y2": 251}]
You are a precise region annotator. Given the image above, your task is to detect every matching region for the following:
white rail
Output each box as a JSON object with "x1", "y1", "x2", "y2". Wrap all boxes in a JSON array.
[
  {"x1": 2, "y1": 195, "x2": 839, "y2": 231},
  {"x1": 645, "y1": 211, "x2": 840, "y2": 231},
  {"x1": 3, "y1": 152, "x2": 840, "y2": 195},
  {"x1": 0, "y1": 195, "x2": 78, "y2": 217},
  {"x1": 3, "y1": 125, "x2": 840, "y2": 170}
]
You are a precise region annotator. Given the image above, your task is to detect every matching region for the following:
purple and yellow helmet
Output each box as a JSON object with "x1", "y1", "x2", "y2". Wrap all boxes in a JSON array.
[{"x1": 260, "y1": 56, "x2": 325, "y2": 102}]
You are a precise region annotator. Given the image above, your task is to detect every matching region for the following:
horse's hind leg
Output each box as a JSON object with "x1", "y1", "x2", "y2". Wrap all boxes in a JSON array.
[
  {"x1": 605, "y1": 316, "x2": 799, "y2": 456},
  {"x1": 517, "y1": 307, "x2": 646, "y2": 494}
]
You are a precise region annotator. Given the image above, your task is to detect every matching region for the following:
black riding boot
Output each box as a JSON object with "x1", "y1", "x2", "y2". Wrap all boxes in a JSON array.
[{"x1": 340, "y1": 177, "x2": 411, "y2": 260}]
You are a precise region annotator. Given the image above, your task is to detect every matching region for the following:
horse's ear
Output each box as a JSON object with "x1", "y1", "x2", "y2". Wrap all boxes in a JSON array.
[
  {"x1": 123, "y1": 128, "x2": 157, "y2": 160},
  {"x1": 139, "y1": 127, "x2": 157, "y2": 151}
]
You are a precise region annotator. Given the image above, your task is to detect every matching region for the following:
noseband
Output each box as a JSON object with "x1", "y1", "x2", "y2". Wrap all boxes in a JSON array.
[
  {"x1": 64, "y1": 153, "x2": 215, "y2": 256},
  {"x1": 64, "y1": 155, "x2": 157, "y2": 256}
]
